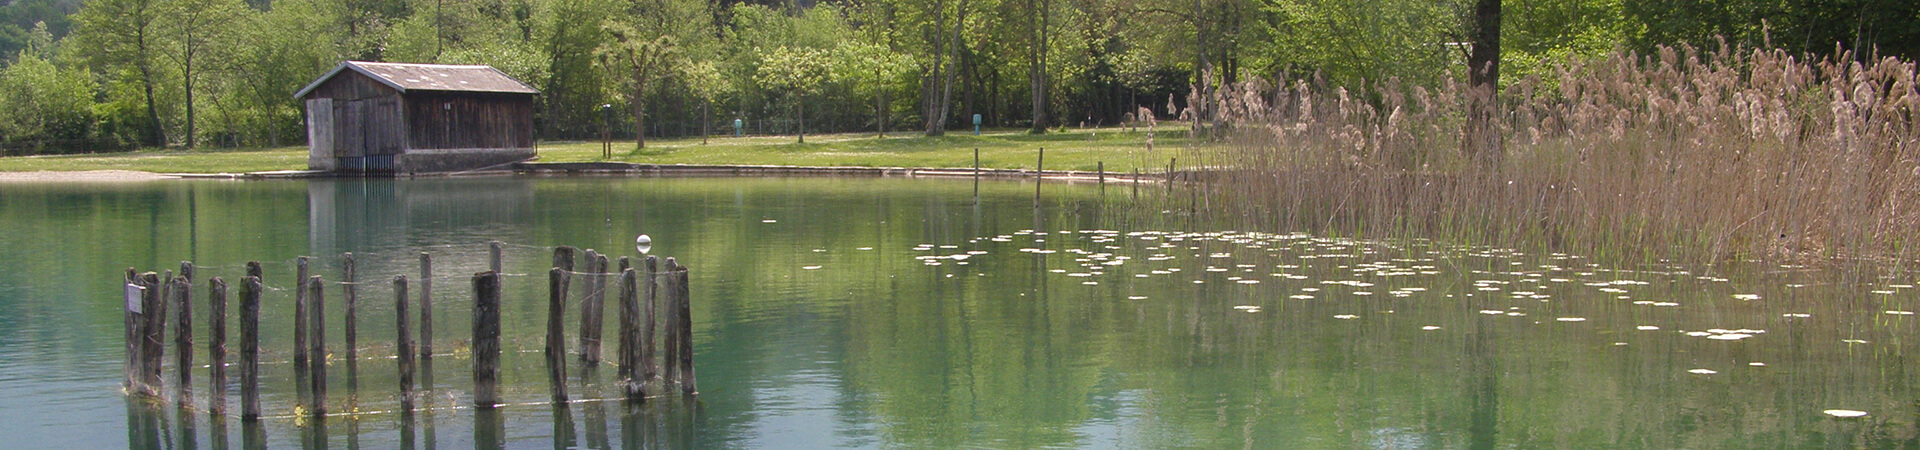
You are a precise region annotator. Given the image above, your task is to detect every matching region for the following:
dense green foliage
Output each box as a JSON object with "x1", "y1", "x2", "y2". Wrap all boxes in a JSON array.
[{"x1": 0, "y1": 0, "x2": 1912, "y2": 155}]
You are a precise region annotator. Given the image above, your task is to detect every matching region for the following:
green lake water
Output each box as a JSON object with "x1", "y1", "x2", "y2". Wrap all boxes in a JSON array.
[{"x1": 0, "y1": 176, "x2": 1916, "y2": 448}]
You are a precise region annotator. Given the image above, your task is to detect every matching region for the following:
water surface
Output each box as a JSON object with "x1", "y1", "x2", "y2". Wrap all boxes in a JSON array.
[{"x1": 0, "y1": 176, "x2": 1915, "y2": 448}]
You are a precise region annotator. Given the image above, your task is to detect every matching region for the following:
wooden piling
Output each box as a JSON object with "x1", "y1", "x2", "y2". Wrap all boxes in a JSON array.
[
  {"x1": 670, "y1": 259, "x2": 695, "y2": 395},
  {"x1": 617, "y1": 268, "x2": 639, "y2": 399},
  {"x1": 418, "y1": 252, "x2": 433, "y2": 362},
  {"x1": 343, "y1": 253, "x2": 357, "y2": 369},
  {"x1": 640, "y1": 256, "x2": 659, "y2": 384},
  {"x1": 308, "y1": 275, "x2": 327, "y2": 416},
  {"x1": 395, "y1": 275, "x2": 415, "y2": 409},
  {"x1": 123, "y1": 268, "x2": 140, "y2": 394},
  {"x1": 659, "y1": 261, "x2": 679, "y2": 387},
  {"x1": 1035, "y1": 147, "x2": 1045, "y2": 207},
  {"x1": 545, "y1": 268, "x2": 568, "y2": 402},
  {"x1": 208, "y1": 277, "x2": 228, "y2": 415},
  {"x1": 142, "y1": 271, "x2": 166, "y2": 397},
  {"x1": 489, "y1": 241, "x2": 504, "y2": 274},
  {"x1": 472, "y1": 271, "x2": 502, "y2": 408},
  {"x1": 174, "y1": 275, "x2": 193, "y2": 406},
  {"x1": 293, "y1": 257, "x2": 310, "y2": 379},
  {"x1": 579, "y1": 250, "x2": 604, "y2": 365},
  {"x1": 239, "y1": 276, "x2": 262, "y2": 421}
]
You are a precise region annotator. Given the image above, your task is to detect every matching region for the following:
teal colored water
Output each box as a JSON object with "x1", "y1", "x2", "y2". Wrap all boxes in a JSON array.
[{"x1": 0, "y1": 177, "x2": 1915, "y2": 448}]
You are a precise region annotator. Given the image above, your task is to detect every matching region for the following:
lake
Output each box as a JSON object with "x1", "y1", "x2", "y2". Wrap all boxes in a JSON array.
[{"x1": 0, "y1": 176, "x2": 1914, "y2": 448}]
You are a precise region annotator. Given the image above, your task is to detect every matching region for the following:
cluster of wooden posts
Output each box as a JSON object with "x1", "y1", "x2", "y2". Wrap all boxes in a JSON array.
[{"x1": 121, "y1": 242, "x2": 696, "y2": 422}]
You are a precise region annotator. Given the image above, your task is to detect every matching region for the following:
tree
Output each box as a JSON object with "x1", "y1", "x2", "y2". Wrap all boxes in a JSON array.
[
  {"x1": 1464, "y1": 0, "x2": 1502, "y2": 159},
  {"x1": 831, "y1": 41, "x2": 914, "y2": 137},
  {"x1": 159, "y1": 0, "x2": 247, "y2": 148},
  {"x1": 755, "y1": 46, "x2": 830, "y2": 143},
  {"x1": 680, "y1": 60, "x2": 730, "y2": 144},
  {"x1": 70, "y1": 0, "x2": 167, "y2": 147},
  {"x1": 0, "y1": 50, "x2": 96, "y2": 154},
  {"x1": 1024, "y1": 0, "x2": 1051, "y2": 134}
]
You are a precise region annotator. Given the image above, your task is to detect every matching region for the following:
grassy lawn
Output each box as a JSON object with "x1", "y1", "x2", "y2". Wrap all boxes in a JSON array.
[{"x1": 0, "y1": 127, "x2": 1207, "y2": 174}]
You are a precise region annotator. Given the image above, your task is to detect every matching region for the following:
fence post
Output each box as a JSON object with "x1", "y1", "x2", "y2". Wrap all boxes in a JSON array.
[
  {"x1": 472, "y1": 271, "x2": 502, "y2": 408},
  {"x1": 123, "y1": 268, "x2": 140, "y2": 394},
  {"x1": 143, "y1": 271, "x2": 168, "y2": 397},
  {"x1": 293, "y1": 257, "x2": 310, "y2": 388}
]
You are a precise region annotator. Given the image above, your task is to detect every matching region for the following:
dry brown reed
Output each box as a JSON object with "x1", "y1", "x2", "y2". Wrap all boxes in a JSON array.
[{"x1": 1185, "y1": 44, "x2": 1920, "y2": 266}]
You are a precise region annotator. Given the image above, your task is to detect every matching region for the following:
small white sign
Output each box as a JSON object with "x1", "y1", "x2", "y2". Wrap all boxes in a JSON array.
[{"x1": 125, "y1": 284, "x2": 143, "y2": 313}]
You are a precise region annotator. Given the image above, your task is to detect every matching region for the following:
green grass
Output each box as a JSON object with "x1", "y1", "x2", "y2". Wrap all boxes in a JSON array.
[{"x1": 0, "y1": 127, "x2": 1206, "y2": 174}]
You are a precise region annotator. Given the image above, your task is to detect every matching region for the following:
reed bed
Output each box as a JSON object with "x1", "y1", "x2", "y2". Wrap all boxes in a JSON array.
[{"x1": 1180, "y1": 45, "x2": 1920, "y2": 267}]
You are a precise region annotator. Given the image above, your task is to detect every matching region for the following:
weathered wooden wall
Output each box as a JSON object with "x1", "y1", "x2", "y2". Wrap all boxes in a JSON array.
[{"x1": 404, "y1": 92, "x2": 536, "y2": 150}]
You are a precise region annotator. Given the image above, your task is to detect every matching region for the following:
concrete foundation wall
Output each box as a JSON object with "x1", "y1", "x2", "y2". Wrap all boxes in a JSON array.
[{"x1": 396, "y1": 148, "x2": 536, "y2": 173}]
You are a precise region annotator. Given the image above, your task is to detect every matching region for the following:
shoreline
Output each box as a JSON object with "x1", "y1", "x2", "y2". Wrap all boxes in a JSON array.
[{"x1": 0, "y1": 163, "x2": 1170, "y2": 183}]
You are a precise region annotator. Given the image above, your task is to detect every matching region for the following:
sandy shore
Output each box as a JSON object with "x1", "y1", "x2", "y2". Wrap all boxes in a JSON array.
[{"x1": 0, "y1": 170, "x2": 175, "y2": 182}]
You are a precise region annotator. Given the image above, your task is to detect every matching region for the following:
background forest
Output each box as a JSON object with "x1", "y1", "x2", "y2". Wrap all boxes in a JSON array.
[{"x1": 0, "y1": 0, "x2": 1915, "y2": 154}]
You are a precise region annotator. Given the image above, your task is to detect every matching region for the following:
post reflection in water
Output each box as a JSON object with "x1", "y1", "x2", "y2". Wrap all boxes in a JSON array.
[
  {"x1": 552, "y1": 403, "x2": 577, "y2": 449},
  {"x1": 474, "y1": 407, "x2": 505, "y2": 450}
]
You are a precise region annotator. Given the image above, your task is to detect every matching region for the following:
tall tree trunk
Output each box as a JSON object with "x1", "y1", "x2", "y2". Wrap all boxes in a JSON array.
[
  {"x1": 1192, "y1": 0, "x2": 1209, "y2": 140},
  {"x1": 1465, "y1": 0, "x2": 1503, "y2": 159},
  {"x1": 633, "y1": 75, "x2": 647, "y2": 150},
  {"x1": 877, "y1": 84, "x2": 887, "y2": 138},
  {"x1": 701, "y1": 100, "x2": 710, "y2": 144},
  {"x1": 136, "y1": 17, "x2": 166, "y2": 148},
  {"x1": 183, "y1": 43, "x2": 195, "y2": 149},
  {"x1": 1028, "y1": 0, "x2": 1048, "y2": 134},
  {"x1": 796, "y1": 96, "x2": 805, "y2": 143}
]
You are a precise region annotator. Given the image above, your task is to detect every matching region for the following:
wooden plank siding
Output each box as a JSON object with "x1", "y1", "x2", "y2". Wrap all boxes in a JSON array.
[{"x1": 405, "y1": 92, "x2": 535, "y2": 150}]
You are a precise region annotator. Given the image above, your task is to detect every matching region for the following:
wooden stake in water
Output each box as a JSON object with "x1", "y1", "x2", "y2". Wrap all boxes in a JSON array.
[
  {"x1": 640, "y1": 256, "x2": 659, "y2": 384},
  {"x1": 144, "y1": 271, "x2": 168, "y2": 397},
  {"x1": 671, "y1": 260, "x2": 696, "y2": 395},
  {"x1": 239, "y1": 276, "x2": 262, "y2": 421},
  {"x1": 173, "y1": 275, "x2": 193, "y2": 406},
  {"x1": 489, "y1": 241, "x2": 504, "y2": 274},
  {"x1": 659, "y1": 262, "x2": 680, "y2": 387},
  {"x1": 395, "y1": 275, "x2": 415, "y2": 409},
  {"x1": 123, "y1": 268, "x2": 139, "y2": 394},
  {"x1": 293, "y1": 257, "x2": 310, "y2": 380},
  {"x1": 472, "y1": 271, "x2": 502, "y2": 408},
  {"x1": 545, "y1": 268, "x2": 568, "y2": 402},
  {"x1": 1035, "y1": 147, "x2": 1045, "y2": 207},
  {"x1": 579, "y1": 250, "x2": 604, "y2": 365},
  {"x1": 342, "y1": 253, "x2": 357, "y2": 372},
  {"x1": 418, "y1": 252, "x2": 433, "y2": 362},
  {"x1": 308, "y1": 275, "x2": 327, "y2": 416},
  {"x1": 208, "y1": 277, "x2": 228, "y2": 415},
  {"x1": 617, "y1": 268, "x2": 640, "y2": 399}
]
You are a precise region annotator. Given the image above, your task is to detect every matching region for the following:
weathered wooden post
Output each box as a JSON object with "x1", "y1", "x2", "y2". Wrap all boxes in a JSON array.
[
  {"x1": 640, "y1": 256, "x2": 659, "y2": 384},
  {"x1": 670, "y1": 259, "x2": 696, "y2": 395},
  {"x1": 617, "y1": 268, "x2": 640, "y2": 399},
  {"x1": 142, "y1": 271, "x2": 167, "y2": 397},
  {"x1": 659, "y1": 261, "x2": 681, "y2": 387},
  {"x1": 395, "y1": 275, "x2": 415, "y2": 409},
  {"x1": 472, "y1": 271, "x2": 502, "y2": 408},
  {"x1": 293, "y1": 257, "x2": 310, "y2": 382},
  {"x1": 578, "y1": 250, "x2": 604, "y2": 365},
  {"x1": 1098, "y1": 161, "x2": 1105, "y2": 188},
  {"x1": 342, "y1": 253, "x2": 358, "y2": 373},
  {"x1": 545, "y1": 268, "x2": 568, "y2": 402},
  {"x1": 123, "y1": 268, "x2": 140, "y2": 394},
  {"x1": 174, "y1": 274, "x2": 193, "y2": 406},
  {"x1": 308, "y1": 275, "x2": 327, "y2": 416},
  {"x1": 418, "y1": 252, "x2": 434, "y2": 362},
  {"x1": 208, "y1": 277, "x2": 228, "y2": 415},
  {"x1": 239, "y1": 275, "x2": 262, "y2": 421},
  {"x1": 489, "y1": 241, "x2": 504, "y2": 274},
  {"x1": 1035, "y1": 147, "x2": 1045, "y2": 207}
]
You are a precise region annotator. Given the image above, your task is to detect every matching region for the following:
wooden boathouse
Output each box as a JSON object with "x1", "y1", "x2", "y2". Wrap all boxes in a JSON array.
[{"x1": 296, "y1": 61, "x2": 539, "y2": 174}]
